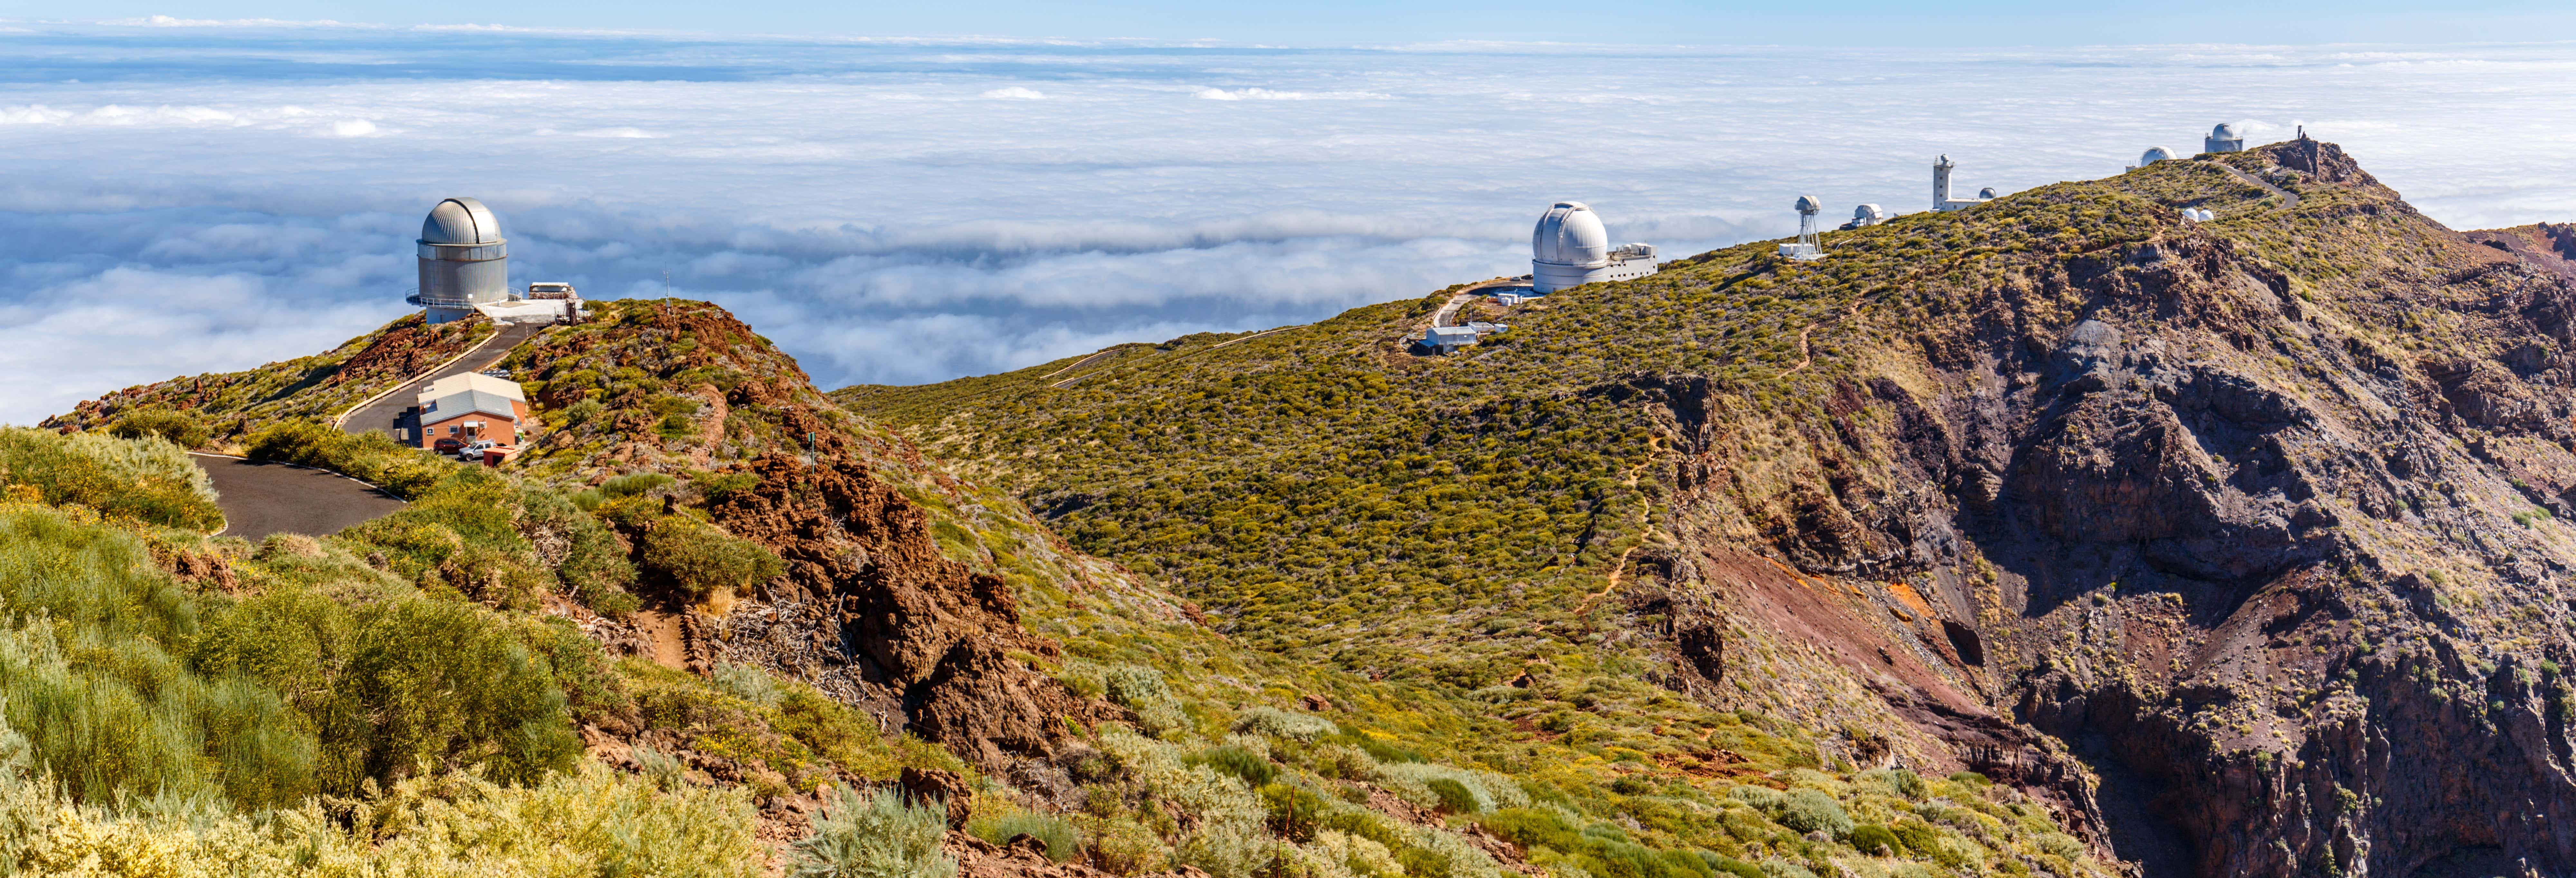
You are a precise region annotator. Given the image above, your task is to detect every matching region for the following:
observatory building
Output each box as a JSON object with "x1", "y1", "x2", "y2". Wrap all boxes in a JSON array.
[
  {"x1": 1531, "y1": 202, "x2": 1658, "y2": 293},
  {"x1": 1932, "y1": 156, "x2": 1996, "y2": 212},
  {"x1": 1838, "y1": 204, "x2": 1886, "y2": 230},
  {"x1": 2129, "y1": 146, "x2": 2180, "y2": 171},
  {"x1": 409, "y1": 197, "x2": 510, "y2": 324},
  {"x1": 2206, "y1": 123, "x2": 2245, "y2": 153}
]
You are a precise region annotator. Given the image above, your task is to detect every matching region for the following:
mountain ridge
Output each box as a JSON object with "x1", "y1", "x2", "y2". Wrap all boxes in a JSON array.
[{"x1": 842, "y1": 139, "x2": 2576, "y2": 876}]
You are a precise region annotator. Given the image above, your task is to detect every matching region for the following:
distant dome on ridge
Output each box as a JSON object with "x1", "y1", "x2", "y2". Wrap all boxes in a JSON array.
[
  {"x1": 1532, "y1": 202, "x2": 1610, "y2": 267},
  {"x1": 2140, "y1": 146, "x2": 2178, "y2": 165},
  {"x1": 2212, "y1": 123, "x2": 2240, "y2": 140},
  {"x1": 421, "y1": 197, "x2": 503, "y2": 246}
]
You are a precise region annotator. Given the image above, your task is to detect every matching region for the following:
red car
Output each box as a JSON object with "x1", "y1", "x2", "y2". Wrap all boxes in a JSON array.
[{"x1": 433, "y1": 436, "x2": 465, "y2": 454}]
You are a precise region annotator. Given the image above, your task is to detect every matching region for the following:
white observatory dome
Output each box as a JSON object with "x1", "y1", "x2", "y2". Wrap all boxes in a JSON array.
[
  {"x1": 2140, "y1": 146, "x2": 2178, "y2": 165},
  {"x1": 2211, "y1": 123, "x2": 2240, "y2": 140},
  {"x1": 421, "y1": 197, "x2": 503, "y2": 245},
  {"x1": 1532, "y1": 202, "x2": 1610, "y2": 267},
  {"x1": 1793, "y1": 195, "x2": 1823, "y2": 214}
]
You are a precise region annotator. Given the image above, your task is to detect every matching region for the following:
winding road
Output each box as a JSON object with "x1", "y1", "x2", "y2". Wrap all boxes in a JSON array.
[
  {"x1": 191, "y1": 453, "x2": 406, "y2": 541},
  {"x1": 337, "y1": 322, "x2": 546, "y2": 441}
]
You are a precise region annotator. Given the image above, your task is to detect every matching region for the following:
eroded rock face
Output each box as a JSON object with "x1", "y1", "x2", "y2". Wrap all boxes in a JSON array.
[
  {"x1": 707, "y1": 452, "x2": 1083, "y2": 768},
  {"x1": 1628, "y1": 142, "x2": 2576, "y2": 874}
]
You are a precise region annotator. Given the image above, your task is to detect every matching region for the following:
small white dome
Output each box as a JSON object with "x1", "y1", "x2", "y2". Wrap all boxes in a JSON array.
[
  {"x1": 1977, "y1": 187, "x2": 1997, "y2": 199},
  {"x1": 2140, "y1": 146, "x2": 2178, "y2": 165},
  {"x1": 1794, "y1": 195, "x2": 1823, "y2": 214},
  {"x1": 1532, "y1": 202, "x2": 1610, "y2": 266},
  {"x1": 1853, "y1": 203, "x2": 1883, "y2": 221},
  {"x1": 421, "y1": 197, "x2": 503, "y2": 245},
  {"x1": 2212, "y1": 123, "x2": 2240, "y2": 140}
]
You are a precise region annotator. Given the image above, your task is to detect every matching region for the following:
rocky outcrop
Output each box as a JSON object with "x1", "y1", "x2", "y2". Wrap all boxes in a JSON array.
[
  {"x1": 1622, "y1": 141, "x2": 2576, "y2": 874},
  {"x1": 703, "y1": 452, "x2": 1084, "y2": 768}
]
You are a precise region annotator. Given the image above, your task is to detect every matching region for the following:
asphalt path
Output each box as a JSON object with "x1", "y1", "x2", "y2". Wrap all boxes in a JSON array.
[
  {"x1": 190, "y1": 453, "x2": 406, "y2": 541},
  {"x1": 339, "y1": 322, "x2": 545, "y2": 441}
]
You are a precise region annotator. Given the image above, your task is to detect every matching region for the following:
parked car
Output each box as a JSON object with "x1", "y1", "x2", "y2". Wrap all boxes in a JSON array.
[
  {"x1": 433, "y1": 436, "x2": 464, "y2": 454},
  {"x1": 459, "y1": 439, "x2": 498, "y2": 461}
]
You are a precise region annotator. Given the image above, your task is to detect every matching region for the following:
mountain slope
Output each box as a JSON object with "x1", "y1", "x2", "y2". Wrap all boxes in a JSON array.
[
  {"x1": 843, "y1": 140, "x2": 2576, "y2": 876},
  {"x1": 32, "y1": 299, "x2": 2116, "y2": 875}
]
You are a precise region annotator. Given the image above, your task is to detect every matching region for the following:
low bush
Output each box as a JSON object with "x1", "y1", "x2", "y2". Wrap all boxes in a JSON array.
[
  {"x1": 245, "y1": 420, "x2": 453, "y2": 499},
  {"x1": 1233, "y1": 706, "x2": 1336, "y2": 742},
  {"x1": 968, "y1": 809, "x2": 1082, "y2": 863},
  {"x1": 1188, "y1": 744, "x2": 1279, "y2": 787},
  {"x1": 0, "y1": 428, "x2": 222, "y2": 530},
  {"x1": 1105, "y1": 665, "x2": 1189, "y2": 737},
  {"x1": 1426, "y1": 778, "x2": 1478, "y2": 814},
  {"x1": 1087, "y1": 816, "x2": 1171, "y2": 875},
  {"x1": 0, "y1": 507, "x2": 313, "y2": 807},
  {"x1": 1772, "y1": 789, "x2": 1853, "y2": 838},
  {"x1": 714, "y1": 661, "x2": 786, "y2": 708},
  {"x1": 792, "y1": 787, "x2": 958, "y2": 878},
  {"x1": 642, "y1": 516, "x2": 786, "y2": 599},
  {"x1": 1846, "y1": 824, "x2": 1899, "y2": 855},
  {"x1": 1477, "y1": 807, "x2": 1718, "y2": 878},
  {"x1": 603, "y1": 472, "x2": 679, "y2": 498},
  {"x1": 106, "y1": 409, "x2": 211, "y2": 449},
  {"x1": 1259, "y1": 782, "x2": 1324, "y2": 841}
]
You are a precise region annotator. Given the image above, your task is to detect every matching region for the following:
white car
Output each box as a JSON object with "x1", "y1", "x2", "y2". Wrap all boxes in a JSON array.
[{"x1": 459, "y1": 439, "x2": 499, "y2": 461}]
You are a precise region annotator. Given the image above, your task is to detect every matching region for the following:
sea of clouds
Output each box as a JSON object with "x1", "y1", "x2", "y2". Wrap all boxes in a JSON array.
[{"x1": 3, "y1": 23, "x2": 2573, "y2": 424}]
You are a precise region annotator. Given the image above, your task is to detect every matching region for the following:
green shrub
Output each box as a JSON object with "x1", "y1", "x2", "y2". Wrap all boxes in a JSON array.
[
  {"x1": 1105, "y1": 665, "x2": 1188, "y2": 737},
  {"x1": 968, "y1": 809, "x2": 1082, "y2": 863},
  {"x1": 1889, "y1": 820, "x2": 1970, "y2": 867},
  {"x1": 0, "y1": 428, "x2": 223, "y2": 530},
  {"x1": 1846, "y1": 824, "x2": 1899, "y2": 855},
  {"x1": 1946, "y1": 771, "x2": 1991, "y2": 786},
  {"x1": 106, "y1": 409, "x2": 211, "y2": 449},
  {"x1": 641, "y1": 516, "x2": 784, "y2": 599},
  {"x1": 1773, "y1": 789, "x2": 1853, "y2": 837},
  {"x1": 714, "y1": 661, "x2": 785, "y2": 708},
  {"x1": 1087, "y1": 816, "x2": 1170, "y2": 875},
  {"x1": 1477, "y1": 807, "x2": 1717, "y2": 878},
  {"x1": 1259, "y1": 782, "x2": 1324, "y2": 841},
  {"x1": 1855, "y1": 768, "x2": 1926, "y2": 800},
  {"x1": 793, "y1": 787, "x2": 958, "y2": 878},
  {"x1": 1175, "y1": 823, "x2": 1274, "y2": 878},
  {"x1": 245, "y1": 420, "x2": 453, "y2": 499},
  {"x1": 1188, "y1": 744, "x2": 1279, "y2": 787},
  {"x1": 0, "y1": 507, "x2": 315, "y2": 807},
  {"x1": 695, "y1": 470, "x2": 761, "y2": 504},
  {"x1": 603, "y1": 472, "x2": 679, "y2": 498},
  {"x1": 335, "y1": 597, "x2": 580, "y2": 789},
  {"x1": 561, "y1": 397, "x2": 606, "y2": 427},
  {"x1": 1232, "y1": 706, "x2": 1335, "y2": 742},
  {"x1": 1426, "y1": 778, "x2": 1478, "y2": 814}
]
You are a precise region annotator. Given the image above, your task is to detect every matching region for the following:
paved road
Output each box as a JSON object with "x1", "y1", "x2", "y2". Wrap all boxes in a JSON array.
[
  {"x1": 190, "y1": 454, "x2": 406, "y2": 541},
  {"x1": 339, "y1": 322, "x2": 546, "y2": 441}
]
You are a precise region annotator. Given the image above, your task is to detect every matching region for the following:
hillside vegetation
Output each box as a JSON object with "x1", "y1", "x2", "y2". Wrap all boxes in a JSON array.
[
  {"x1": 845, "y1": 141, "x2": 2576, "y2": 875},
  {"x1": 36, "y1": 293, "x2": 2113, "y2": 876}
]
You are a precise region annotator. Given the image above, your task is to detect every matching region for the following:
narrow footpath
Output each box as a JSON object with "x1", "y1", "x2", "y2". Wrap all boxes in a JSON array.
[{"x1": 2199, "y1": 159, "x2": 2302, "y2": 210}]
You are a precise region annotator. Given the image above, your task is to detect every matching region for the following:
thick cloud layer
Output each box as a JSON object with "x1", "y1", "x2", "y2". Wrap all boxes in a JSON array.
[{"x1": 3, "y1": 24, "x2": 2572, "y2": 423}]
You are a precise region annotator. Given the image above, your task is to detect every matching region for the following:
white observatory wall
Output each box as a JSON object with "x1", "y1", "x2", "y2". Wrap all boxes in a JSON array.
[{"x1": 3, "y1": 28, "x2": 2576, "y2": 422}]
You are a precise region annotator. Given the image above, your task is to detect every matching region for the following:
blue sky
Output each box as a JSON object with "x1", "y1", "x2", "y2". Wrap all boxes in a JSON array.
[
  {"x1": 1, "y1": 17, "x2": 2573, "y2": 424},
  {"x1": 13, "y1": 2, "x2": 2576, "y2": 46}
]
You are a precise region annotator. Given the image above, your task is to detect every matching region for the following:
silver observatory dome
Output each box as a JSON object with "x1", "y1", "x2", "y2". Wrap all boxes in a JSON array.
[{"x1": 411, "y1": 197, "x2": 510, "y2": 324}]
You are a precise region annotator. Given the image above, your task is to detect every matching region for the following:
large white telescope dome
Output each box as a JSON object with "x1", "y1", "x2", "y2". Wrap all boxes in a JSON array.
[{"x1": 1532, "y1": 202, "x2": 1610, "y2": 267}]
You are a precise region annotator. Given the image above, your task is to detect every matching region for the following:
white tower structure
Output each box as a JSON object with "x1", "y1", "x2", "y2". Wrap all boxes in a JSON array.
[
  {"x1": 2205, "y1": 123, "x2": 2245, "y2": 153},
  {"x1": 1530, "y1": 202, "x2": 1658, "y2": 293},
  {"x1": 1934, "y1": 156, "x2": 1994, "y2": 212},
  {"x1": 409, "y1": 197, "x2": 509, "y2": 324},
  {"x1": 1780, "y1": 195, "x2": 1824, "y2": 261}
]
